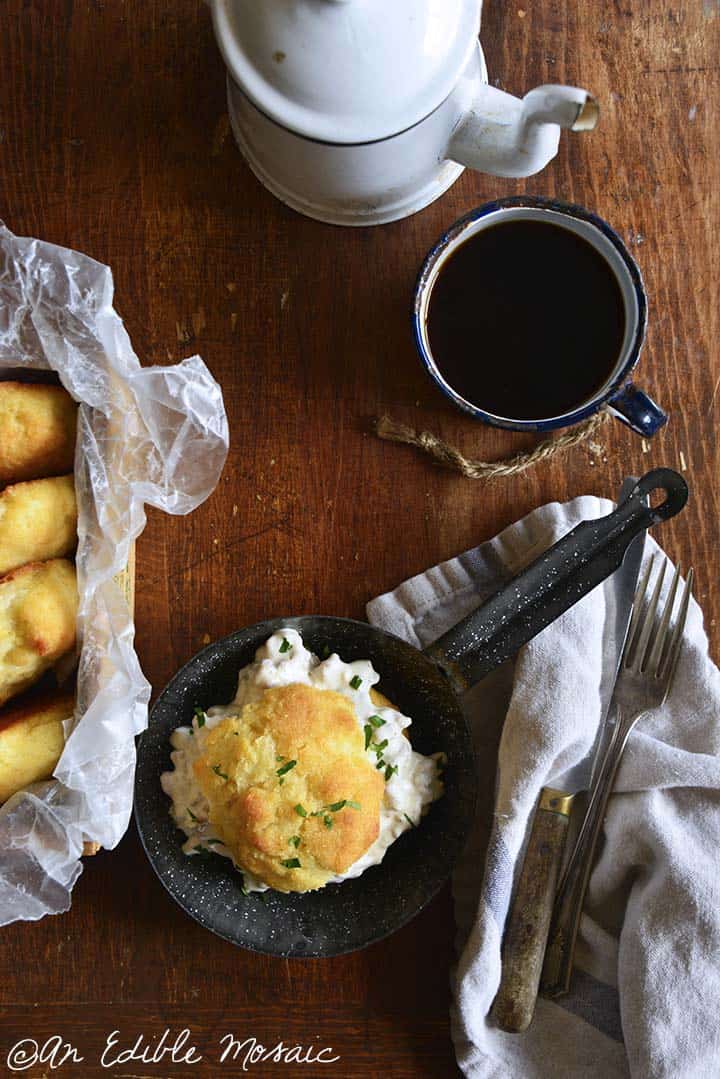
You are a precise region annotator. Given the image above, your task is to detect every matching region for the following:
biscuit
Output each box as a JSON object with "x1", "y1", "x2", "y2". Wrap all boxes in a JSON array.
[
  {"x1": 0, "y1": 475, "x2": 77, "y2": 576},
  {"x1": 194, "y1": 683, "x2": 385, "y2": 893},
  {"x1": 370, "y1": 688, "x2": 393, "y2": 710},
  {"x1": 0, "y1": 559, "x2": 78, "y2": 706},
  {"x1": 0, "y1": 382, "x2": 77, "y2": 486},
  {"x1": 0, "y1": 686, "x2": 73, "y2": 803}
]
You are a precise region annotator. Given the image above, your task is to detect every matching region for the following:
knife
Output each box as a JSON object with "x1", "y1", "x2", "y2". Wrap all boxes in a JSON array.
[
  {"x1": 492, "y1": 477, "x2": 645, "y2": 1033},
  {"x1": 540, "y1": 483, "x2": 648, "y2": 997}
]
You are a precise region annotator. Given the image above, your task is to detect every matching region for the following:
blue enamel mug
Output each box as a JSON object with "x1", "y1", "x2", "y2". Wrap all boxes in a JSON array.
[{"x1": 413, "y1": 196, "x2": 666, "y2": 437}]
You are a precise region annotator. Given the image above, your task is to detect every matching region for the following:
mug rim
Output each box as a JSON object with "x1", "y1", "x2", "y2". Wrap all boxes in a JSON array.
[{"x1": 412, "y1": 195, "x2": 648, "y2": 432}]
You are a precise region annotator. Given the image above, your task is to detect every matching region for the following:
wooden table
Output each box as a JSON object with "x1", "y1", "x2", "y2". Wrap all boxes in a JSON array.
[{"x1": 1, "y1": 2, "x2": 718, "y2": 1076}]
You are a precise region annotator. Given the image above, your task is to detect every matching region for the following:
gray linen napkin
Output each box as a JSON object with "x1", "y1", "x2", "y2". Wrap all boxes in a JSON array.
[{"x1": 367, "y1": 495, "x2": 720, "y2": 1079}]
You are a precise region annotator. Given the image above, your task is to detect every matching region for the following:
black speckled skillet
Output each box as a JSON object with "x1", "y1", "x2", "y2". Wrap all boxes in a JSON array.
[{"x1": 135, "y1": 469, "x2": 687, "y2": 957}]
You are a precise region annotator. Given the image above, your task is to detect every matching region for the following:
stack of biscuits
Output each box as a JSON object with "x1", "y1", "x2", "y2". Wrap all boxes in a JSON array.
[{"x1": 0, "y1": 382, "x2": 79, "y2": 803}]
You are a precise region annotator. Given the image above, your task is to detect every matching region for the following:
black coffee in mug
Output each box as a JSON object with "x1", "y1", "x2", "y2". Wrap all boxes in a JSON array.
[{"x1": 424, "y1": 219, "x2": 626, "y2": 421}]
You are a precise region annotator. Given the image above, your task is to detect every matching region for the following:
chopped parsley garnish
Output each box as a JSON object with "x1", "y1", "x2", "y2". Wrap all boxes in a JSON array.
[
  {"x1": 193, "y1": 707, "x2": 206, "y2": 728},
  {"x1": 323, "y1": 815, "x2": 333, "y2": 830},
  {"x1": 376, "y1": 759, "x2": 386, "y2": 770},
  {"x1": 276, "y1": 759, "x2": 297, "y2": 777},
  {"x1": 187, "y1": 807, "x2": 199, "y2": 822},
  {"x1": 212, "y1": 764, "x2": 229, "y2": 780},
  {"x1": 384, "y1": 764, "x2": 398, "y2": 782},
  {"x1": 364, "y1": 725, "x2": 373, "y2": 751},
  {"x1": 368, "y1": 715, "x2": 385, "y2": 729},
  {"x1": 311, "y1": 799, "x2": 361, "y2": 818},
  {"x1": 276, "y1": 754, "x2": 285, "y2": 762},
  {"x1": 403, "y1": 813, "x2": 415, "y2": 828},
  {"x1": 279, "y1": 637, "x2": 292, "y2": 654},
  {"x1": 349, "y1": 675, "x2": 362, "y2": 690},
  {"x1": 294, "y1": 804, "x2": 308, "y2": 817},
  {"x1": 281, "y1": 858, "x2": 301, "y2": 869},
  {"x1": 288, "y1": 835, "x2": 301, "y2": 849},
  {"x1": 371, "y1": 739, "x2": 388, "y2": 758}
]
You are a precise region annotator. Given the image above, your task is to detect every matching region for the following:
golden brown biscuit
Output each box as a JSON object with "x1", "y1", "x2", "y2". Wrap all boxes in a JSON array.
[
  {"x1": 0, "y1": 559, "x2": 78, "y2": 706},
  {"x1": 194, "y1": 683, "x2": 385, "y2": 893},
  {"x1": 0, "y1": 686, "x2": 73, "y2": 803},
  {"x1": 370, "y1": 688, "x2": 411, "y2": 742},
  {"x1": 0, "y1": 382, "x2": 77, "y2": 486},
  {"x1": 0, "y1": 475, "x2": 77, "y2": 576},
  {"x1": 370, "y1": 688, "x2": 393, "y2": 710}
]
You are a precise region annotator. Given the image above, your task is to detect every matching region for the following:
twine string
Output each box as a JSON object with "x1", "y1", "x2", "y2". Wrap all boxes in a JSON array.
[{"x1": 374, "y1": 408, "x2": 612, "y2": 480}]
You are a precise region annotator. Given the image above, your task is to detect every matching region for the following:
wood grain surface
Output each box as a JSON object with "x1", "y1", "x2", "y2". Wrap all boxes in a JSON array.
[{"x1": 1, "y1": 1, "x2": 718, "y2": 1076}]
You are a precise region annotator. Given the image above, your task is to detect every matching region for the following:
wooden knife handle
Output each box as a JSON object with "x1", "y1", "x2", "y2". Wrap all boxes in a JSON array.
[{"x1": 491, "y1": 788, "x2": 573, "y2": 1033}]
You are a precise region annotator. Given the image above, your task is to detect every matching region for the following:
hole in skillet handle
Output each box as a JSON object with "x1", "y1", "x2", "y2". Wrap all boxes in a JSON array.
[{"x1": 622, "y1": 468, "x2": 689, "y2": 524}]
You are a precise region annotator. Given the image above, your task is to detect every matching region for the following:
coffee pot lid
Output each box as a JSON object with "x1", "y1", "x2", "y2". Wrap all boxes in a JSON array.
[{"x1": 211, "y1": 0, "x2": 481, "y2": 145}]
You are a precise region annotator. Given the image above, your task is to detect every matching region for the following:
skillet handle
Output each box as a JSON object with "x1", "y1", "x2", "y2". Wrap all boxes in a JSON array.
[{"x1": 424, "y1": 469, "x2": 688, "y2": 694}]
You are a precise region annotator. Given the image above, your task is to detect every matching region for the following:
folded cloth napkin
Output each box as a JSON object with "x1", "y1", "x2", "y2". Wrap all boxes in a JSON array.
[{"x1": 367, "y1": 495, "x2": 720, "y2": 1079}]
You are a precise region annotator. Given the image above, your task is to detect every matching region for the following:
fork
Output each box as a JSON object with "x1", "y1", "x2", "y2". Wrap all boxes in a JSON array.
[{"x1": 541, "y1": 554, "x2": 694, "y2": 997}]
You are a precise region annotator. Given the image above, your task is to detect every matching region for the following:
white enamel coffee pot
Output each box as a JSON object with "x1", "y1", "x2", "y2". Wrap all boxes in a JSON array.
[{"x1": 210, "y1": 0, "x2": 598, "y2": 226}]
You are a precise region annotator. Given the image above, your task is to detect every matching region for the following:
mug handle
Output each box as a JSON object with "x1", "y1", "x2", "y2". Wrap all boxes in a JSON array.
[{"x1": 607, "y1": 382, "x2": 668, "y2": 437}]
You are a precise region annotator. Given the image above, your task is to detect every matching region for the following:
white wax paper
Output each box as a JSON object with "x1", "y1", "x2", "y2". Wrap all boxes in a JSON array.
[{"x1": 0, "y1": 224, "x2": 229, "y2": 925}]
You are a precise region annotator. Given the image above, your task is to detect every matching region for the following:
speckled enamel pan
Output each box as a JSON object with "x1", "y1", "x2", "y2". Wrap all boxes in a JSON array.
[{"x1": 134, "y1": 470, "x2": 687, "y2": 957}]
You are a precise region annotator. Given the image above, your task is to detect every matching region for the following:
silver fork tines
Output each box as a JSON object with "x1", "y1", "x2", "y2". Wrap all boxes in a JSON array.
[
  {"x1": 646, "y1": 562, "x2": 681, "y2": 677},
  {"x1": 664, "y1": 566, "x2": 694, "y2": 688},
  {"x1": 627, "y1": 555, "x2": 666, "y2": 674},
  {"x1": 624, "y1": 556, "x2": 693, "y2": 691}
]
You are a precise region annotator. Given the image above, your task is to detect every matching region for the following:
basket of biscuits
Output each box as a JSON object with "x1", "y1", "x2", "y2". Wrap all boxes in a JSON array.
[{"x1": 0, "y1": 224, "x2": 228, "y2": 924}]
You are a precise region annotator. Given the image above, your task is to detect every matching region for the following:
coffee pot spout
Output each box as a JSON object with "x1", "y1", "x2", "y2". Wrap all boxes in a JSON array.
[{"x1": 448, "y1": 84, "x2": 599, "y2": 179}]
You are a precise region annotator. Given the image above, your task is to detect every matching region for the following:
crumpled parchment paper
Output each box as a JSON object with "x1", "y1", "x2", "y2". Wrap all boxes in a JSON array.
[{"x1": 0, "y1": 224, "x2": 229, "y2": 925}]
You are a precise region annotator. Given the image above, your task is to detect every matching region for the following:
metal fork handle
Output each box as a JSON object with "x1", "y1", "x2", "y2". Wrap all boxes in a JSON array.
[{"x1": 540, "y1": 706, "x2": 645, "y2": 996}]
